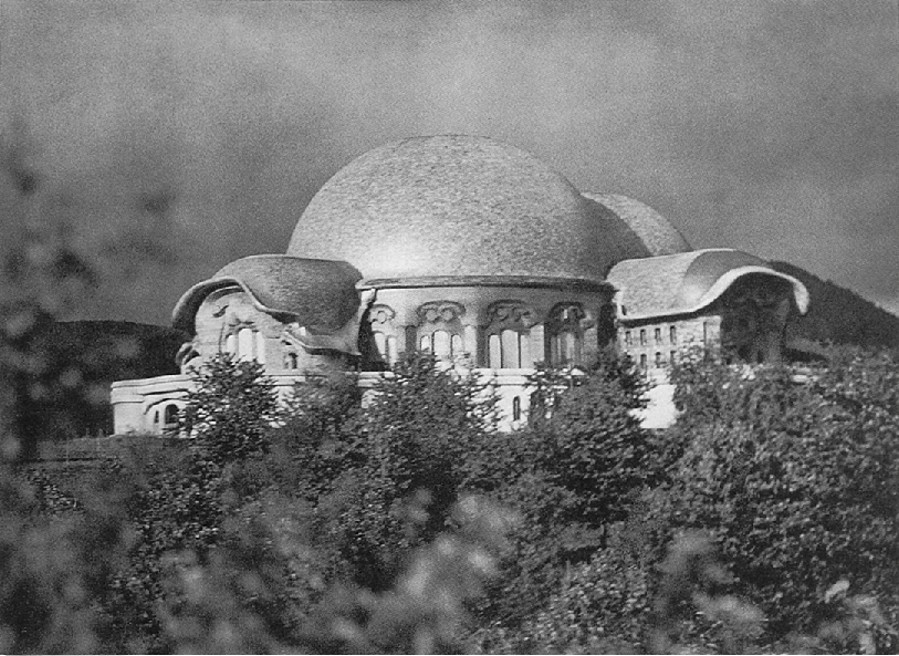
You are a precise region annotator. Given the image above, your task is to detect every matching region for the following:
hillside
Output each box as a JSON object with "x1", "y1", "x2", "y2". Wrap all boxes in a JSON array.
[
  {"x1": 20, "y1": 320, "x2": 185, "y2": 441},
  {"x1": 772, "y1": 261, "x2": 899, "y2": 350}
]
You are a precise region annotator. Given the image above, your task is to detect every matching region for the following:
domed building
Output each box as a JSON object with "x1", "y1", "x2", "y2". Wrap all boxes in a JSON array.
[{"x1": 111, "y1": 135, "x2": 809, "y2": 433}]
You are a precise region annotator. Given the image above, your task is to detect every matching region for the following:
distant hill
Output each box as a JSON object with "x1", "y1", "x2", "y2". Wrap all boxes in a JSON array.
[
  {"x1": 771, "y1": 261, "x2": 899, "y2": 350},
  {"x1": 21, "y1": 320, "x2": 186, "y2": 442}
]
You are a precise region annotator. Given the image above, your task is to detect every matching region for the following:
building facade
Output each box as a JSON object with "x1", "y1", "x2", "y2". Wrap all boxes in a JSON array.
[{"x1": 111, "y1": 135, "x2": 809, "y2": 433}]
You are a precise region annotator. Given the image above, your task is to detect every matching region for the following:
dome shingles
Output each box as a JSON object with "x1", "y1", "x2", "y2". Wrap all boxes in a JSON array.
[
  {"x1": 172, "y1": 255, "x2": 362, "y2": 334},
  {"x1": 582, "y1": 192, "x2": 691, "y2": 256},
  {"x1": 288, "y1": 135, "x2": 625, "y2": 284}
]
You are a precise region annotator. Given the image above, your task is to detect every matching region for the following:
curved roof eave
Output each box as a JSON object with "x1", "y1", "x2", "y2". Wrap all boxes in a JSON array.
[
  {"x1": 171, "y1": 277, "x2": 297, "y2": 334},
  {"x1": 694, "y1": 265, "x2": 810, "y2": 314},
  {"x1": 618, "y1": 265, "x2": 810, "y2": 322}
]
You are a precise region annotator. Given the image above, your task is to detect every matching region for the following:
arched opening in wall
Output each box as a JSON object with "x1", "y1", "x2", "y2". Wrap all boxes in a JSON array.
[
  {"x1": 546, "y1": 303, "x2": 585, "y2": 367},
  {"x1": 366, "y1": 304, "x2": 400, "y2": 368},
  {"x1": 488, "y1": 329, "x2": 531, "y2": 368},
  {"x1": 512, "y1": 395, "x2": 521, "y2": 422},
  {"x1": 415, "y1": 301, "x2": 466, "y2": 361},
  {"x1": 485, "y1": 300, "x2": 535, "y2": 369},
  {"x1": 284, "y1": 352, "x2": 299, "y2": 370},
  {"x1": 238, "y1": 327, "x2": 255, "y2": 360},
  {"x1": 163, "y1": 404, "x2": 179, "y2": 434}
]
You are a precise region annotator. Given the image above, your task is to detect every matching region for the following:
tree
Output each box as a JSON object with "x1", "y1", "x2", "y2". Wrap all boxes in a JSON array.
[
  {"x1": 181, "y1": 353, "x2": 279, "y2": 466},
  {"x1": 655, "y1": 351, "x2": 899, "y2": 650},
  {"x1": 313, "y1": 353, "x2": 499, "y2": 590}
]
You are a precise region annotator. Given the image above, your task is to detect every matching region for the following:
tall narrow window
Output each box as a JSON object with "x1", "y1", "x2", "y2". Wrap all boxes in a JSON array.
[
  {"x1": 485, "y1": 300, "x2": 535, "y2": 369},
  {"x1": 386, "y1": 336, "x2": 398, "y2": 364},
  {"x1": 625, "y1": 330, "x2": 632, "y2": 346},
  {"x1": 416, "y1": 301, "x2": 465, "y2": 362},
  {"x1": 501, "y1": 329, "x2": 520, "y2": 368},
  {"x1": 670, "y1": 350, "x2": 676, "y2": 365},
  {"x1": 374, "y1": 332, "x2": 387, "y2": 359},
  {"x1": 238, "y1": 327, "x2": 255, "y2": 360},
  {"x1": 639, "y1": 353, "x2": 647, "y2": 370},
  {"x1": 654, "y1": 327, "x2": 662, "y2": 343},
  {"x1": 433, "y1": 330, "x2": 451, "y2": 358},
  {"x1": 225, "y1": 333, "x2": 236, "y2": 355},
  {"x1": 512, "y1": 396, "x2": 521, "y2": 422},
  {"x1": 655, "y1": 351, "x2": 662, "y2": 367},
  {"x1": 546, "y1": 303, "x2": 584, "y2": 366},
  {"x1": 670, "y1": 326, "x2": 677, "y2": 344},
  {"x1": 639, "y1": 329, "x2": 647, "y2": 346},
  {"x1": 488, "y1": 333, "x2": 502, "y2": 368},
  {"x1": 369, "y1": 304, "x2": 399, "y2": 366}
]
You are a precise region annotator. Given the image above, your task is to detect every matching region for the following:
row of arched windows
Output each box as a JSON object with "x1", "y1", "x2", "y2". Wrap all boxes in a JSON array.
[{"x1": 368, "y1": 301, "x2": 591, "y2": 369}]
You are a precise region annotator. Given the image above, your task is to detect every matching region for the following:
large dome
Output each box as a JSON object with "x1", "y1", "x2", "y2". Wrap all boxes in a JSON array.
[{"x1": 287, "y1": 135, "x2": 645, "y2": 284}]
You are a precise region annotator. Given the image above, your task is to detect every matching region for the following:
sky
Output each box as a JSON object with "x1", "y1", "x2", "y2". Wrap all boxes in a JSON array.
[{"x1": 2, "y1": 0, "x2": 897, "y2": 324}]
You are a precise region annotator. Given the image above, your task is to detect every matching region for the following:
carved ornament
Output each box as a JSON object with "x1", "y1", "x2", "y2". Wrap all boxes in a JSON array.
[
  {"x1": 416, "y1": 300, "x2": 465, "y2": 324},
  {"x1": 486, "y1": 300, "x2": 537, "y2": 328}
]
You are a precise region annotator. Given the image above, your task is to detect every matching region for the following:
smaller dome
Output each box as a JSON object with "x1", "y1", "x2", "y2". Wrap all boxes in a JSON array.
[
  {"x1": 172, "y1": 255, "x2": 362, "y2": 334},
  {"x1": 582, "y1": 192, "x2": 691, "y2": 256}
]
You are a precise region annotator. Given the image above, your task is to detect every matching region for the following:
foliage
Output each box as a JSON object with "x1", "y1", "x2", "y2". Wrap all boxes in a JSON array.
[
  {"x1": 309, "y1": 353, "x2": 500, "y2": 590},
  {"x1": 658, "y1": 351, "x2": 899, "y2": 649},
  {"x1": 474, "y1": 357, "x2": 656, "y2": 632},
  {"x1": 180, "y1": 353, "x2": 280, "y2": 466}
]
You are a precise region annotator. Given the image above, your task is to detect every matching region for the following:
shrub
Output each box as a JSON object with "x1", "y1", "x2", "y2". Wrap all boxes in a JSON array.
[
  {"x1": 180, "y1": 353, "x2": 280, "y2": 466},
  {"x1": 657, "y1": 352, "x2": 899, "y2": 649}
]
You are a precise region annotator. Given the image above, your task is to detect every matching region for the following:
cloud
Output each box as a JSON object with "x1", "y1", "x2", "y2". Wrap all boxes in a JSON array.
[{"x1": 1, "y1": 0, "x2": 896, "y2": 322}]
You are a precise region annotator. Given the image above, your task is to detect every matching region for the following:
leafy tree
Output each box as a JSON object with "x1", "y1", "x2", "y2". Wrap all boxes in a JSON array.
[
  {"x1": 181, "y1": 353, "x2": 279, "y2": 466},
  {"x1": 314, "y1": 353, "x2": 499, "y2": 591},
  {"x1": 477, "y1": 356, "x2": 656, "y2": 630},
  {"x1": 655, "y1": 351, "x2": 899, "y2": 649}
]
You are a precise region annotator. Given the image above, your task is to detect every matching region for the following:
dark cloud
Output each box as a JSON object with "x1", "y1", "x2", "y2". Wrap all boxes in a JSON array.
[{"x1": 1, "y1": 0, "x2": 896, "y2": 322}]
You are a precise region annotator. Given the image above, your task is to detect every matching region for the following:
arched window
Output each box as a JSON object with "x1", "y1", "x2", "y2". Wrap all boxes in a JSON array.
[
  {"x1": 225, "y1": 333, "x2": 236, "y2": 355},
  {"x1": 415, "y1": 301, "x2": 465, "y2": 361},
  {"x1": 669, "y1": 325, "x2": 677, "y2": 344},
  {"x1": 546, "y1": 303, "x2": 585, "y2": 366},
  {"x1": 369, "y1": 304, "x2": 399, "y2": 366},
  {"x1": 284, "y1": 352, "x2": 299, "y2": 369},
  {"x1": 639, "y1": 353, "x2": 648, "y2": 370},
  {"x1": 512, "y1": 396, "x2": 521, "y2": 422},
  {"x1": 163, "y1": 404, "x2": 179, "y2": 427},
  {"x1": 238, "y1": 327, "x2": 255, "y2": 360},
  {"x1": 485, "y1": 301, "x2": 535, "y2": 369}
]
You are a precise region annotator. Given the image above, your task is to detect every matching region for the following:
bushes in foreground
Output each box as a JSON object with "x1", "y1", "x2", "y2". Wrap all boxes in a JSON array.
[{"x1": 3, "y1": 349, "x2": 898, "y2": 653}]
